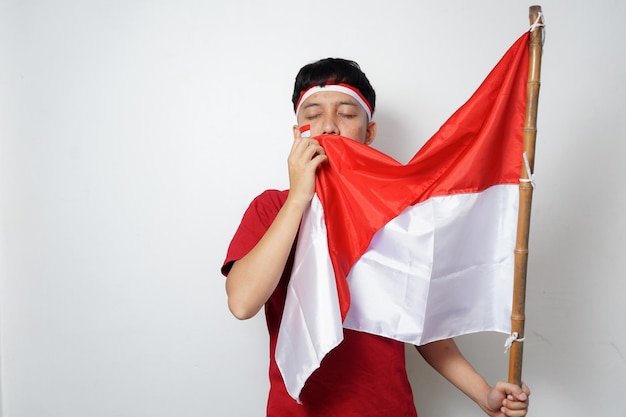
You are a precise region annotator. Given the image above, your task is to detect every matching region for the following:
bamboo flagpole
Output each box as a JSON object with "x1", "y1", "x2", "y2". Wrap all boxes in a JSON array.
[{"x1": 507, "y1": 5, "x2": 544, "y2": 387}]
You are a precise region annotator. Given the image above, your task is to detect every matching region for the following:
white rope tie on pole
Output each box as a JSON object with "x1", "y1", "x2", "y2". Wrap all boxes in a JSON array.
[
  {"x1": 504, "y1": 332, "x2": 526, "y2": 354},
  {"x1": 529, "y1": 12, "x2": 545, "y2": 44},
  {"x1": 519, "y1": 152, "x2": 536, "y2": 188}
]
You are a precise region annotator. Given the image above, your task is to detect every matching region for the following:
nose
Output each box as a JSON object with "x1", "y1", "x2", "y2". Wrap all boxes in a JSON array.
[{"x1": 321, "y1": 115, "x2": 338, "y2": 135}]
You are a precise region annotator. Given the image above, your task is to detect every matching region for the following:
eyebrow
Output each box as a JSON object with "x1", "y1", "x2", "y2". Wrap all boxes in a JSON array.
[{"x1": 301, "y1": 101, "x2": 358, "y2": 111}]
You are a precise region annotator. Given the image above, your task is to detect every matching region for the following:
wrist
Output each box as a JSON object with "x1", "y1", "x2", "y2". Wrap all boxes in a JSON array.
[
  {"x1": 284, "y1": 191, "x2": 313, "y2": 213},
  {"x1": 465, "y1": 380, "x2": 493, "y2": 413}
]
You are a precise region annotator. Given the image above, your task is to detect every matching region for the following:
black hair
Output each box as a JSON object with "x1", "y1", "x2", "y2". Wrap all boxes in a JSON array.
[{"x1": 291, "y1": 58, "x2": 376, "y2": 115}]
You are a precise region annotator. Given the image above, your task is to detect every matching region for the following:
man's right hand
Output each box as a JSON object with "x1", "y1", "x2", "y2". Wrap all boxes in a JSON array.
[{"x1": 286, "y1": 134, "x2": 327, "y2": 208}]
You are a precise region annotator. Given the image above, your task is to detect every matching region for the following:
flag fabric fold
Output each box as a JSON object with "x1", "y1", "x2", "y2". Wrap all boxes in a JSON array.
[{"x1": 277, "y1": 32, "x2": 530, "y2": 402}]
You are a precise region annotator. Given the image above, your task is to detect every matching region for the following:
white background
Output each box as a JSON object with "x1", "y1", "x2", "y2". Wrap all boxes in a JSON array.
[{"x1": 1, "y1": 1, "x2": 624, "y2": 416}]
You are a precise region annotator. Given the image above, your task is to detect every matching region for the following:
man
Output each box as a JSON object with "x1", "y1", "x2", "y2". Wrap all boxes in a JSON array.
[{"x1": 222, "y1": 58, "x2": 530, "y2": 416}]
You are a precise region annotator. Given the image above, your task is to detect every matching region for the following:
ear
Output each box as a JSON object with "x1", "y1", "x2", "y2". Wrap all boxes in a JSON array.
[
  {"x1": 364, "y1": 121, "x2": 377, "y2": 145},
  {"x1": 292, "y1": 124, "x2": 300, "y2": 139}
]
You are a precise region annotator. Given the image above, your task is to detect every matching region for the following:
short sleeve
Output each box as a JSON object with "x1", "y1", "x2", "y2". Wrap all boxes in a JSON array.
[{"x1": 221, "y1": 189, "x2": 289, "y2": 276}]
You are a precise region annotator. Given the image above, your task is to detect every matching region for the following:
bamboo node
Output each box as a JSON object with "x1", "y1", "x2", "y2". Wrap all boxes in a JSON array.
[{"x1": 504, "y1": 332, "x2": 526, "y2": 354}]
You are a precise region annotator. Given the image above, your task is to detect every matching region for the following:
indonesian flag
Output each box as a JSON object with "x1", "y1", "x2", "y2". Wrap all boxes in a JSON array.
[{"x1": 277, "y1": 32, "x2": 530, "y2": 402}]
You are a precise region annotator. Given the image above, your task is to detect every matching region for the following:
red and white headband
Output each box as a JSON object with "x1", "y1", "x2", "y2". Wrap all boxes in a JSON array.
[{"x1": 295, "y1": 83, "x2": 373, "y2": 121}]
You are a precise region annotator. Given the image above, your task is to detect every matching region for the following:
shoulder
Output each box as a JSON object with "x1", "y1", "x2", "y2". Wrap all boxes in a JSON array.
[
  {"x1": 220, "y1": 189, "x2": 289, "y2": 276},
  {"x1": 233, "y1": 189, "x2": 290, "y2": 233},
  {"x1": 246, "y1": 189, "x2": 289, "y2": 218},
  {"x1": 253, "y1": 189, "x2": 289, "y2": 204}
]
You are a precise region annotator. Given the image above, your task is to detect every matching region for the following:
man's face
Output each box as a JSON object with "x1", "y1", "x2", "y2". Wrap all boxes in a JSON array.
[{"x1": 294, "y1": 91, "x2": 376, "y2": 145}]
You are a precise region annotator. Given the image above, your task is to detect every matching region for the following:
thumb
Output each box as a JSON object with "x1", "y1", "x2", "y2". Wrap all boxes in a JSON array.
[{"x1": 495, "y1": 381, "x2": 528, "y2": 401}]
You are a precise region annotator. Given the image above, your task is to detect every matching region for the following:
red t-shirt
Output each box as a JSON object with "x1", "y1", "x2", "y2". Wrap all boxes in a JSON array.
[{"x1": 222, "y1": 189, "x2": 417, "y2": 417}]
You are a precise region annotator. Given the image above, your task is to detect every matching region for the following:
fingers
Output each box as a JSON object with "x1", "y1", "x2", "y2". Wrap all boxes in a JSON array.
[
  {"x1": 493, "y1": 381, "x2": 530, "y2": 417},
  {"x1": 493, "y1": 381, "x2": 529, "y2": 401},
  {"x1": 289, "y1": 136, "x2": 327, "y2": 170},
  {"x1": 500, "y1": 400, "x2": 529, "y2": 417},
  {"x1": 287, "y1": 137, "x2": 327, "y2": 205}
]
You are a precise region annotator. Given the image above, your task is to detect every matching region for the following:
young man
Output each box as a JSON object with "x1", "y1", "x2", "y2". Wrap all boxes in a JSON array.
[{"x1": 222, "y1": 58, "x2": 530, "y2": 417}]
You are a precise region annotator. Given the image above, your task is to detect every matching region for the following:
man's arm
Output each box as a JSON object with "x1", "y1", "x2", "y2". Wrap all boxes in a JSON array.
[
  {"x1": 416, "y1": 339, "x2": 530, "y2": 417},
  {"x1": 225, "y1": 136, "x2": 327, "y2": 319}
]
